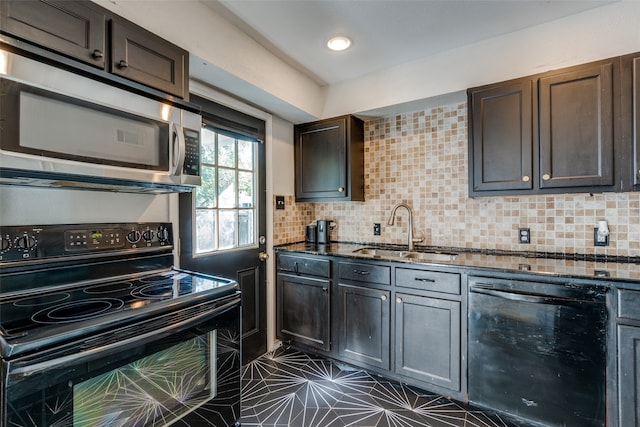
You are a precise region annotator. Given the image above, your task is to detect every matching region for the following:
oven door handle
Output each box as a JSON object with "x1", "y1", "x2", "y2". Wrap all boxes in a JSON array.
[{"x1": 11, "y1": 296, "x2": 239, "y2": 378}]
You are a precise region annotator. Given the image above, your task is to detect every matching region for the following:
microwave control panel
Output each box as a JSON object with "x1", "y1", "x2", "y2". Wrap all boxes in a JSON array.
[{"x1": 183, "y1": 128, "x2": 200, "y2": 176}]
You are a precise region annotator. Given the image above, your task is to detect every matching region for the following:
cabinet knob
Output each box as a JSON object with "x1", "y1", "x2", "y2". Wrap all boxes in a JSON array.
[
  {"x1": 380, "y1": 295, "x2": 387, "y2": 301},
  {"x1": 117, "y1": 60, "x2": 129, "y2": 69},
  {"x1": 338, "y1": 187, "x2": 345, "y2": 193},
  {"x1": 542, "y1": 173, "x2": 551, "y2": 181},
  {"x1": 637, "y1": 169, "x2": 640, "y2": 178},
  {"x1": 396, "y1": 297, "x2": 403, "y2": 304},
  {"x1": 91, "y1": 49, "x2": 104, "y2": 59},
  {"x1": 522, "y1": 175, "x2": 530, "y2": 182}
]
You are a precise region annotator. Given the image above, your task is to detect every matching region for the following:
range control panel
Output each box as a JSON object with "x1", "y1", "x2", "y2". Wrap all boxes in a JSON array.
[{"x1": 0, "y1": 223, "x2": 173, "y2": 263}]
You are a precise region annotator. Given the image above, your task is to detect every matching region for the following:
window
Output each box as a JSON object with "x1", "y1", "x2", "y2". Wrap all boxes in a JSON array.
[{"x1": 195, "y1": 126, "x2": 257, "y2": 254}]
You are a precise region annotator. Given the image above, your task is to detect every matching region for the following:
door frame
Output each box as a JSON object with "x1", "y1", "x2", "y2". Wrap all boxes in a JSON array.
[{"x1": 174, "y1": 80, "x2": 275, "y2": 353}]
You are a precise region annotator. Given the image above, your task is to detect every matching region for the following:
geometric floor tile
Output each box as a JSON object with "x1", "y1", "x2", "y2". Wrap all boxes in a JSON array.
[{"x1": 241, "y1": 346, "x2": 530, "y2": 427}]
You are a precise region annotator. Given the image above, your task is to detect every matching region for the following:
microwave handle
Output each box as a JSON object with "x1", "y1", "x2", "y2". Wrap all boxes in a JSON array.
[{"x1": 171, "y1": 122, "x2": 186, "y2": 176}]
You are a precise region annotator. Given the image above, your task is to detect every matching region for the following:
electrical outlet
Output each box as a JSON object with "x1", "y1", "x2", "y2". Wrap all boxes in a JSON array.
[
  {"x1": 275, "y1": 195, "x2": 285, "y2": 210},
  {"x1": 518, "y1": 228, "x2": 530, "y2": 244},
  {"x1": 373, "y1": 223, "x2": 381, "y2": 236},
  {"x1": 594, "y1": 228, "x2": 609, "y2": 246}
]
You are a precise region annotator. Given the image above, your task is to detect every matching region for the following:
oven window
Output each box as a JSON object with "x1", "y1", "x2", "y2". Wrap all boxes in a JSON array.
[{"x1": 73, "y1": 331, "x2": 216, "y2": 426}]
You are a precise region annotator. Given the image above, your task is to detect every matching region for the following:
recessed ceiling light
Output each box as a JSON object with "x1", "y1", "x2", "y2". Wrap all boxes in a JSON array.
[{"x1": 327, "y1": 36, "x2": 351, "y2": 51}]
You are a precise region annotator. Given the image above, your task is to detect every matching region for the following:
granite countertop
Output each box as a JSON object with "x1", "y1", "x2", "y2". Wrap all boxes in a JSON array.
[{"x1": 275, "y1": 242, "x2": 640, "y2": 284}]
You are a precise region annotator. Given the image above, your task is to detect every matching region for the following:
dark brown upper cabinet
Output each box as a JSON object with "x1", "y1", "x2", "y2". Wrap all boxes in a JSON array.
[
  {"x1": 469, "y1": 79, "x2": 534, "y2": 193},
  {"x1": 635, "y1": 56, "x2": 640, "y2": 188},
  {"x1": 294, "y1": 115, "x2": 365, "y2": 202},
  {"x1": 110, "y1": 19, "x2": 187, "y2": 98},
  {"x1": 625, "y1": 54, "x2": 640, "y2": 189},
  {"x1": 0, "y1": 0, "x2": 106, "y2": 68},
  {"x1": 538, "y1": 62, "x2": 614, "y2": 189},
  {"x1": 468, "y1": 57, "x2": 623, "y2": 197},
  {"x1": 0, "y1": 0, "x2": 189, "y2": 99}
]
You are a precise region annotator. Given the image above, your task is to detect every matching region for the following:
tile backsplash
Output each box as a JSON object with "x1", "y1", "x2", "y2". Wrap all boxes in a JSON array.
[{"x1": 274, "y1": 102, "x2": 640, "y2": 257}]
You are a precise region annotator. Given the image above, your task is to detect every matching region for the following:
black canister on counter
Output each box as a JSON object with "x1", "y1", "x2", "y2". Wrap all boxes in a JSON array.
[{"x1": 305, "y1": 224, "x2": 317, "y2": 243}]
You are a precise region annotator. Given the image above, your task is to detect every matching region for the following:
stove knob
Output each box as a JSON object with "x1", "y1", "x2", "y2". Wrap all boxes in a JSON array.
[
  {"x1": 1, "y1": 236, "x2": 11, "y2": 252},
  {"x1": 126, "y1": 230, "x2": 141, "y2": 243},
  {"x1": 157, "y1": 226, "x2": 171, "y2": 244},
  {"x1": 15, "y1": 234, "x2": 37, "y2": 251},
  {"x1": 142, "y1": 229, "x2": 155, "y2": 242}
]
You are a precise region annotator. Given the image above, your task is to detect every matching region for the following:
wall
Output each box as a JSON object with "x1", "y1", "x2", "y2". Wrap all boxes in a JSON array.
[
  {"x1": 274, "y1": 101, "x2": 640, "y2": 258},
  {"x1": 0, "y1": 186, "x2": 174, "y2": 225}
]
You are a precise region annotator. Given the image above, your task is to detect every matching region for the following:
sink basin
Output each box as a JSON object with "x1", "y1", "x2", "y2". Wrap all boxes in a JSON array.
[{"x1": 352, "y1": 247, "x2": 458, "y2": 262}]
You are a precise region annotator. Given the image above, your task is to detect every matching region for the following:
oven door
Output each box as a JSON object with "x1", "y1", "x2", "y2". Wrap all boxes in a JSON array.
[{"x1": 1, "y1": 294, "x2": 241, "y2": 427}]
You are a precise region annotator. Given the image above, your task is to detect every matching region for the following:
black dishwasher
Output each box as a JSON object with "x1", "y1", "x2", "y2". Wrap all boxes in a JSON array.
[{"x1": 468, "y1": 277, "x2": 608, "y2": 427}]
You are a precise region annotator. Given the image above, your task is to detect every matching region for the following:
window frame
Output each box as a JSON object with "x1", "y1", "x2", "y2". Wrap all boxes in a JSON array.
[{"x1": 192, "y1": 125, "x2": 260, "y2": 257}]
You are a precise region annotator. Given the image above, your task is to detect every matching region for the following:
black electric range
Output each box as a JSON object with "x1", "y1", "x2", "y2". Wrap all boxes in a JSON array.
[{"x1": 0, "y1": 222, "x2": 242, "y2": 427}]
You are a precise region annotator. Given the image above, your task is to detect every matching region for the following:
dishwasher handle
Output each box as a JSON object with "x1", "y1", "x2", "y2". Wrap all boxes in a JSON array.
[{"x1": 469, "y1": 284, "x2": 602, "y2": 304}]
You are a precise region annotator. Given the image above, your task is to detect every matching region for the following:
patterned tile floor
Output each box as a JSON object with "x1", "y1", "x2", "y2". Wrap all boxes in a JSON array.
[{"x1": 241, "y1": 346, "x2": 528, "y2": 427}]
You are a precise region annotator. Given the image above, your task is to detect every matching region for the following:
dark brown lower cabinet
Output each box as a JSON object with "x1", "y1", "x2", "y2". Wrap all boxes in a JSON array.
[
  {"x1": 618, "y1": 325, "x2": 640, "y2": 426},
  {"x1": 277, "y1": 272, "x2": 330, "y2": 351},
  {"x1": 337, "y1": 283, "x2": 391, "y2": 370},
  {"x1": 394, "y1": 293, "x2": 461, "y2": 391}
]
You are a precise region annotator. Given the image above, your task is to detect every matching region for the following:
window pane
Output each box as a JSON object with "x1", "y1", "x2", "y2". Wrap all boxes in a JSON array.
[
  {"x1": 238, "y1": 210, "x2": 254, "y2": 246},
  {"x1": 218, "y1": 134, "x2": 235, "y2": 168},
  {"x1": 238, "y1": 171, "x2": 254, "y2": 208},
  {"x1": 195, "y1": 210, "x2": 216, "y2": 253},
  {"x1": 218, "y1": 210, "x2": 236, "y2": 249},
  {"x1": 238, "y1": 140, "x2": 254, "y2": 170},
  {"x1": 195, "y1": 166, "x2": 216, "y2": 208},
  {"x1": 218, "y1": 168, "x2": 236, "y2": 208},
  {"x1": 201, "y1": 128, "x2": 216, "y2": 164}
]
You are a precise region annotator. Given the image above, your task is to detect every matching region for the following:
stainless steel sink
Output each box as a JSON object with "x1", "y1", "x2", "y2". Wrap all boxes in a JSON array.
[{"x1": 352, "y1": 247, "x2": 458, "y2": 262}]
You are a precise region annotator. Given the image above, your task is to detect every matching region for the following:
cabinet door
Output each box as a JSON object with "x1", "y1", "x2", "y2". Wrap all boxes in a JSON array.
[
  {"x1": 618, "y1": 325, "x2": 640, "y2": 427},
  {"x1": 395, "y1": 293, "x2": 461, "y2": 391},
  {"x1": 295, "y1": 117, "x2": 348, "y2": 200},
  {"x1": 111, "y1": 19, "x2": 187, "y2": 98},
  {"x1": 338, "y1": 283, "x2": 391, "y2": 370},
  {"x1": 539, "y1": 63, "x2": 614, "y2": 188},
  {"x1": 277, "y1": 273, "x2": 330, "y2": 351},
  {"x1": 469, "y1": 79, "x2": 533, "y2": 193},
  {"x1": 634, "y1": 57, "x2": 640, "y2": 187},
  {"x1": 0, "y1": 0, "x2": 105, "y2": 68}
]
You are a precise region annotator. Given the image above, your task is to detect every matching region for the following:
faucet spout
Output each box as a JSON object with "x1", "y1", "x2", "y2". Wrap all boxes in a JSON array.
[{"x1": 387, "y1": 203, "x2": 421, "y2": 251}]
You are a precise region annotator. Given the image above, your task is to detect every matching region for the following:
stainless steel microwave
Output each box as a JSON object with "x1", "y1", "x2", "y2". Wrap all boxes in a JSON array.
[{"x1": 0, "y1": 48, "x2": 202, "y2": 193}]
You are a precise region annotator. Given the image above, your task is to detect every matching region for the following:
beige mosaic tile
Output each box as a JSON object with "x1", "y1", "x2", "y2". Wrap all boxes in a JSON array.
[{"x1": 274, "y1": 102, "x2": 640, "y2": 257}]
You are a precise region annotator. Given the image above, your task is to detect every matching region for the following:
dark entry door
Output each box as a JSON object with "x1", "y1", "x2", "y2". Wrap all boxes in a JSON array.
[{"x1": 179, "y1": 96, "x2": 267, "y2": 364}]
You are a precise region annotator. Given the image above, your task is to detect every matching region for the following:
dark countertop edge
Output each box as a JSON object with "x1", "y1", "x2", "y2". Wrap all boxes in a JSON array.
[{"x1": 275, "y1": 241, "x2": 640, "y2": 285}]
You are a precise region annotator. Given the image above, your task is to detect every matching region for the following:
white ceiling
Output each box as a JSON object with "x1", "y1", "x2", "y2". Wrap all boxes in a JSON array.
[{"x1": 203, "y1": 0, "x2": 614, "y2": 87}]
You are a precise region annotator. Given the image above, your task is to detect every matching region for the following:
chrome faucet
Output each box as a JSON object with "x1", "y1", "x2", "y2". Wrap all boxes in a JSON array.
[{"x1": 387, "y1": 203, "x2": 423, "y2": 251}]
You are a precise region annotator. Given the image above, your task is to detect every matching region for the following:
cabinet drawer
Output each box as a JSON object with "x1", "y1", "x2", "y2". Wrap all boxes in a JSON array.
[
  {"x1": 277, "y1": 254, "x2": 330, "y2": 278},
  {"x1": 395, "y1": 268, "x2": 460, "y2": 295},
  {"x1": 618, "y1": 289, "x2": 640, "y2": 320},
  {"x1": 339, "y1": 262, "x2": 390, "y2": 285}
]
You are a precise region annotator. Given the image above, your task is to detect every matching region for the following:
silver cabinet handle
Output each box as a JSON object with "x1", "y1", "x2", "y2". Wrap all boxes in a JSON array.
[
  {"x1": 353, "y1": 270, "x2": 370, "y2": 275},
  {"x1": 117, "y1": 60, "x2": 129, "y2": 69},
  {"x1": 542, "y1": 173, "x2": 551, "y2": 181},
  {"x1": 396, "y1": 297, "x2": 403, "y2": 304},
  {"x1": 381, "y1": 295, "x2": 387, "y2": 301},
  {"x1": 522, "y1": 175, "x2": 530, "y2": 182},
  {"x1": 91, "y1": 49, "x2": 104, "y2": 59},
  {"x1": 338, "y1": 187, "x2": 345, "y2": 192}
]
